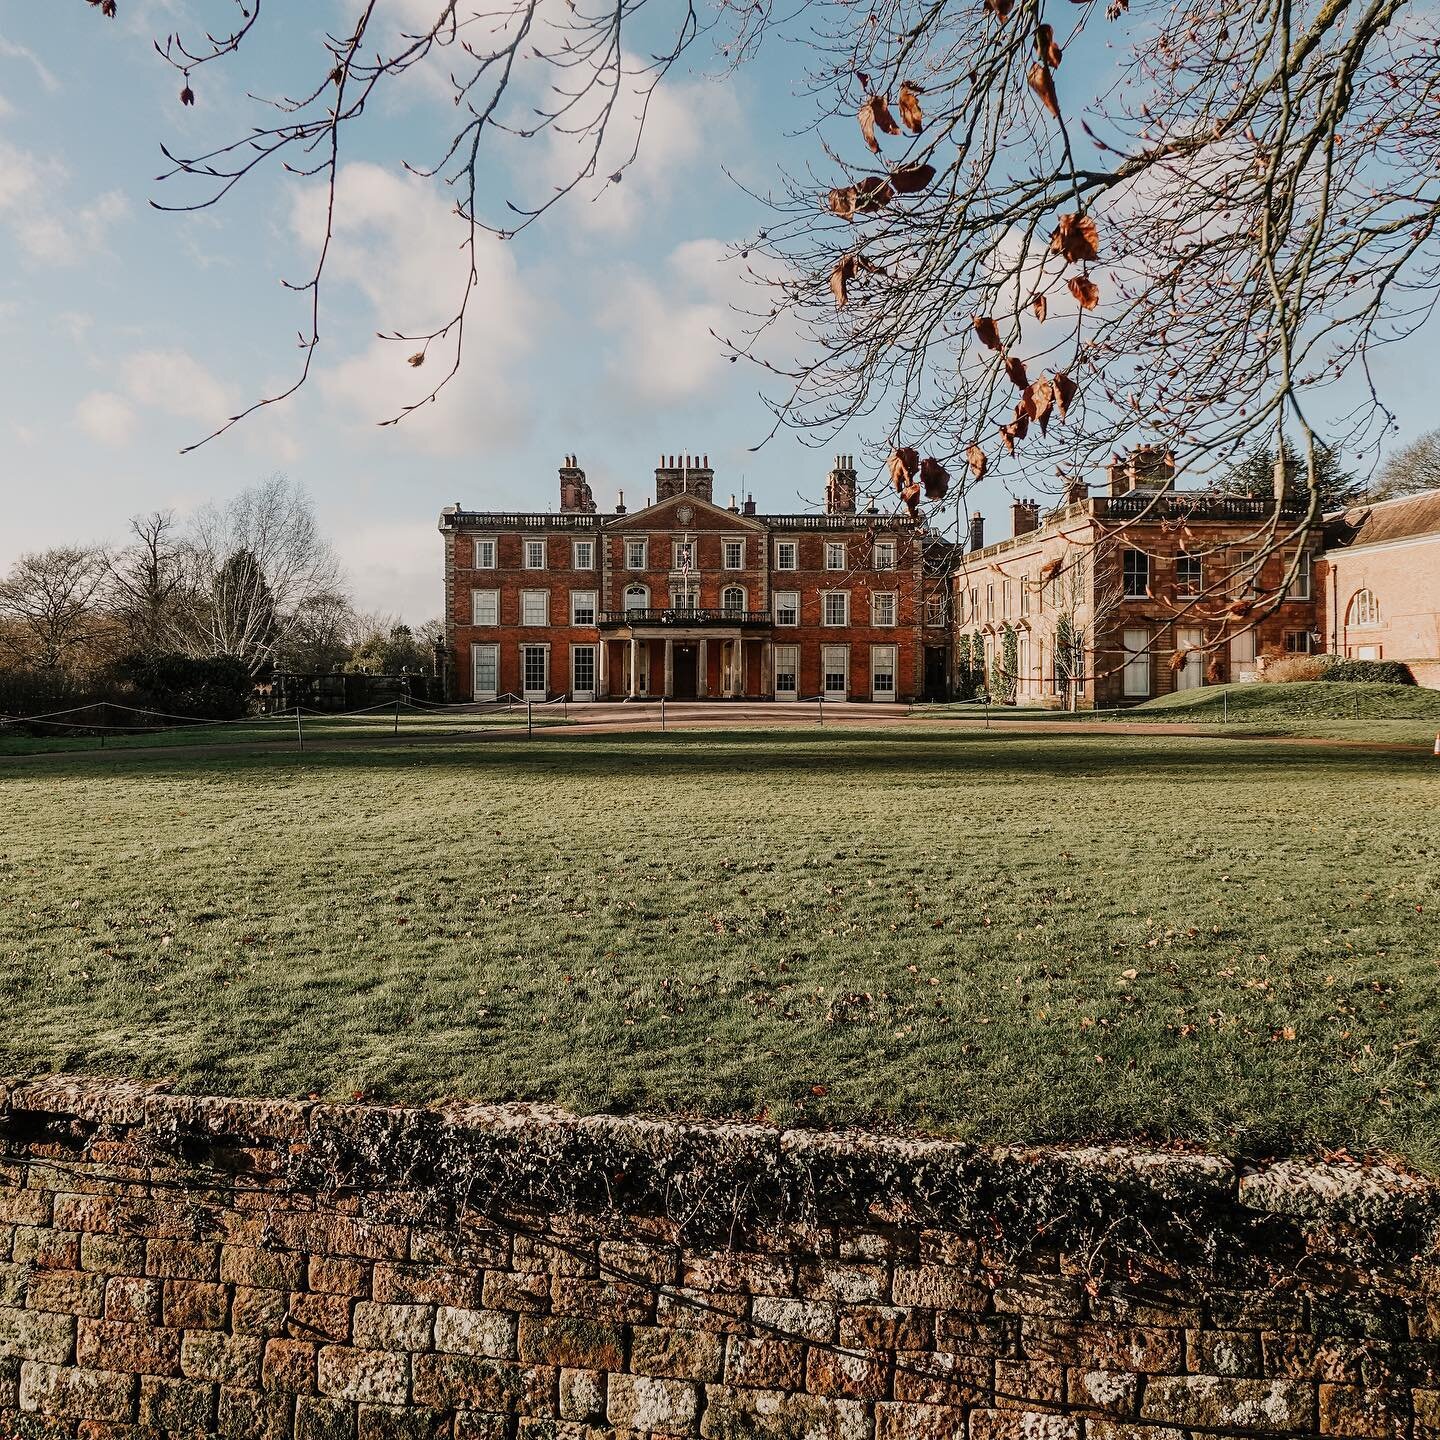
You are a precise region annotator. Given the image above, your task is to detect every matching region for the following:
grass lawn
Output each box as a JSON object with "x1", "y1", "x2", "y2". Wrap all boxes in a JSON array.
[{"x1": 1, "y1": 729, "x2": 1436, "y2": 1165}]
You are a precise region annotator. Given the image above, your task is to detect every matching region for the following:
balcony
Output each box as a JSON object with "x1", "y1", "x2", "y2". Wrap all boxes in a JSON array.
[
  {"x1": 598, "y1": 607, "x2": 772, "y2": 629},
  {"x1": 1088, "y1": 493, "x2": 1308, "y2": 523}
]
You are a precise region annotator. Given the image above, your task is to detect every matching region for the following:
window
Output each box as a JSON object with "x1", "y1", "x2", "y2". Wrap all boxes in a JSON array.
[
  {"x1": 572, "y1": 540, "x2": 594, "y2": 571},
  {"x1": 871, "y1": 645, "x2": 897, "y2": 701},
  {"x1": 1001, "y1": 579, "x2": 1012, "y2": 619},
  {"x1": 471, "y1": 589, "x2": 499, "y2": 626},
  {"x1": 774, "y1": 645, "x2": 799, "y2": 698},
  {"x1": 1122, "y1": 629, "x2": 1151, "y2": 698},
  {"x1": 775, "y1": 541, "x2": 798, "y2": 571},
  {"x1": 1293, "y1": 549, "x2": 1312, "y2": 601},
  {"x1": 822, "y1": 646, "x2": 849, "y2": 696},
  {"x1": 471, "y1": 643, "x2": 498, "y2": 700},
  {"x1": 1020, "y1": 576, "x2": 1031, "y2": 617},
  {"x1": 571, "y1": 644, "x2": 596, "y2": 698},
  {"x1": 673, "y1": 540, "x2": 695, "y2": 571},
  {"x1": 775, "y1": 591, "x2": 799, "y2": 626},
  {"x1": 825, "y1": 542, "x2": 847, "y2": 571},
  {"x1": 624, "y1": 585, "x2": 649, "y2": 612},
  {"x1": 625, "y1": 539, "x2": 648, "y2": 570},
  {"x1": 823, "y1": 591, "x2": 850, "y2": 627},
  {"x1": 570, "y1": 590, "x2": 597, "y2": 626},
  {"x1": 521, "y1": 644, "x2": 549, "y2": 698},
  {"x1": 1230, "y1": 549, "x2": 1258, "y2": 597},
  {"x1": 1176, "y1": 555, "x2": 1203, "y2": 598},
  {"x1": 985, "y1": 584, "x2": 995, "y2": 622},
  {"x1": 1350, "y1": 588, "x2": 1381, "y2": 627},
  {"x1": 969, "y1": 589, "x2": 980, "y2": 625},
  {"x1": 874, "y1": 541, "x2": 896, "y2": 571},
  {"x1": 520, "y1": 590, "x2": 549, "y2": 627},
  {"x1": 670, "y1": 586, "x2": 699, "y2": 611},
  {"x1": 925, "y1": 598, "x2": 945, "y2": 628},
  {"x1": 871, "y1": 592, "x2": 897, "y2": 627},
  {"x1": 524, "y1": 539, "x2": 546, "y2": 570},
  {"x1": 1122, "y1": 549, "x2": 1149, "y2": 599},
  {"x1": 473, "y1": 537, "x2": 496, "y2": 569},
  {"x1": 1284, "y1": 630, "x2": 1315, "y2": 654},
  {"x1": 723, "y1": 539, "x2": 745, "y2": 571},
  {"x1": 721, "y1": 586, "x2": 746, "y2": 612}
]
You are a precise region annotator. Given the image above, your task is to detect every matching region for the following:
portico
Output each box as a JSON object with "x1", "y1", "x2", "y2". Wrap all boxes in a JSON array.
[{"x1": 599, "y1": 622, "x2": 761, "y2": 700}]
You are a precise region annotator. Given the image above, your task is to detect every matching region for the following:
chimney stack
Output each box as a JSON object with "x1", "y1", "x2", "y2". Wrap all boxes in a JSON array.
[
  {"x1": 655, "y1": 450, "x2": 714, "y2": 504},
  {"x1": 558, "y1": 455, "x2": 597, "y2": 514},
  {"x1": 1273, "y1": 451, "x2": 1298, "y2": 505},
  {"x1": 742, "y1": 494, "x2": 757, "y2": 517},
  {"x1": 1065, "y1": 475, "x2": 1089, "y2": 506},
  {"x1": 1011, "y1": 499, "x2": 1040, "y2": 539},
  {"x1": 825, "y1": 453, "x2": 858, "y2": 515},
  {"x1": 615, "y1": 488, "x2": 627, "y2": 516},
  {"x1": 1108, "y1": 444, "x2": 1175, "y2": 495},
  {"x1": 968, "y1": 513, "x2": 985, "y2": 553}
]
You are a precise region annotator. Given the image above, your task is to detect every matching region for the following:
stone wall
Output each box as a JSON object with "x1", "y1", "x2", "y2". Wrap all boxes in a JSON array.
[{"x1": 0, "y1": 1075, "x2": 1437, "y2": 1439}]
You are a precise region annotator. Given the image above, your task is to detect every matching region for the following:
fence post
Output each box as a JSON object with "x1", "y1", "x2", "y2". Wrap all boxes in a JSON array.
[
  {"x1": 394, "y1": 700, "x2": 400, "y2": 737},
  {"x1": 818, "y1": 693, "x2": 824, "y2": 726},
  {"x1": 296, "y1": 706, "x2": 303, "y2": 752},
  {"x1": 527, "y1": 699, "x2": 533, "y2": 738},
  {"x1": 661, "y1": 697, "x2": 666, "y2": 733},
  {"x1": 1222, "y1": 690, "x2": 1228, "y2": 724}
]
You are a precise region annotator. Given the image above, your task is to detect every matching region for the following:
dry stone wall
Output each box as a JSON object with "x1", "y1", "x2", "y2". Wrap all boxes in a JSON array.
[{"x1": 0, "y1": 1075, "x2": 1437, "y2": 1439}]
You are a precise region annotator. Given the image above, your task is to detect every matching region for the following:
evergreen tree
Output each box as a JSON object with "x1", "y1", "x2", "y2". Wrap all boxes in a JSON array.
[{"x1": 1217, "y1": 440, "x2": 1363, "y2": 511}]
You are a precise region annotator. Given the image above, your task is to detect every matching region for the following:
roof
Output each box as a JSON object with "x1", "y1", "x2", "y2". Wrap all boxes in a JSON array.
[{"x1": 1325, "y1": 487, "x2": 1440, "y2": 551}]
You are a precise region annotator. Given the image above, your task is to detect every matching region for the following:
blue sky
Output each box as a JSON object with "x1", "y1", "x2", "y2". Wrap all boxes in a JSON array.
[{"x1": 2, "y1": 3, "x2": 1435, "y2": 621}]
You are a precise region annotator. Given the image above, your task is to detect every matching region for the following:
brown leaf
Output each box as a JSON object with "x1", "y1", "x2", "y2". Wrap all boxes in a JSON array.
[
  {"x1": 830, "y1": 255, "x2": 856, "y2": 307},
  {"x1": 1024, "y1": 376, "x2": 1054, "y2": 433},
  {"x1": 900, "y1": 480, "x2": 923, "y2": 515},
  {"x1": 984, "y1": 0, "x2": 1014, "y2": 21},
  {"x1": 1004, "y1": 355, "x2": 1029, "y2": 389},
  {"x1": 180, "y1": 83, "x2": 195, "y2": 107},
  {"x1": 852, "y1": 177, "x2": 896, "y2": 213},
  {"x1": 1036, "y1": 24, "x2": 1063, "y2": 67},
  {"x1": 1010, "y1": 407, "x2": 1031, "y2": 440},
  {"x1": 1050, "y1": 212, "x2": 1100, "y2": 263},
  {"x1": 407, "y1": 352, "x2": 426, "y2": 368},
  {"x1": 921, "y1": 456, "x2": 951, "y2": 500},
  {"x1": 1027, "y1": 62, "x2": 1060, "y2": 120},
  {"x1": 827, "y1": 186, "x2": 858, "y2": 220},
  {"x1": 1041, "y1": 556, "x2": 1063, "y2": 580},
  {"x1": 965, "y1": 445, "x2": 987, "y2": 482},
  {"x1": 1053, "y1": 371, "x2": 1078, "y2": 418},
  {"x1": 1031, "y1": 294, "x2": 1048, "y2": 322},
  {"x1": 890, "y1": 163, "x2": 936, "y2": 195},
  {"x1": 898, "y1": 82, "x2": 924, "y2": 134},
  {"x1": 973, "y1": 315, "x2": 1002, "y2": 351},
  {"x1": 1068, "y1": 275, "x2": 1100, "y2": 310},
  {"x1": 888, "y1": 447, "x2": 920, "y2": 491},
  {"x1": 999, "y1": 425, "x2": 1018, "y2": 456},
  {"x1": 858, "y1": 95, "x2": 901, "y2": 154}
]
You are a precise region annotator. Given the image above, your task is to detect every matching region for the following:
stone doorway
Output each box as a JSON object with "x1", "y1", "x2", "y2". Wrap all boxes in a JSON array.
[{"x1": 672, "y1": 644, "x2": 698, "y2": 699}]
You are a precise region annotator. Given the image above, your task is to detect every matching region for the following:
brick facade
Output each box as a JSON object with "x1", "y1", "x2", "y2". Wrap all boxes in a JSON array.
[
  {"x1": 440, "y1": 457, "x2": 946, "y2": 704},
  {"x1": 0, "y1": 1075, "x2": 1435, "y2": 1439}
]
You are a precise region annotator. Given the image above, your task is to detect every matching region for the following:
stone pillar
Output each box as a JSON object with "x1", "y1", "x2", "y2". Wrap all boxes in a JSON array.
[
  {"x1": 664, "y1": 638, "x2": 674, "y2": 698},
  {"x1": 762, "y1": 640, "x2": 773, "y2": 698},
  {"x1": 598, "y1": 641, "x2": 609, "y2": 699},
  {"x1": 628, "y1": 637, "x2": 638, "y2": 699},
  {"x1": 698, "y1": 639, "x2": 708, "y2": 699}
]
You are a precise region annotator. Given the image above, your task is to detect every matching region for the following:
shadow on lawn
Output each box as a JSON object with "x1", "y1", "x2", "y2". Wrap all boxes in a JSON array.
[{"x1": 8, "y1": 726, "x2": 1426, "y2": 785}]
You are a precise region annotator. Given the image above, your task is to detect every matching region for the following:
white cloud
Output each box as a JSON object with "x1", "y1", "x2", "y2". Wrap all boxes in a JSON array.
[
  {"x1": 0, "y1": 140, "x2": 130, "y2": 265},
  {"x1": 335, "y1": 519, "x2": 445, "y2": 620},
  {"x1": 292, "y1": 162, "x2": 541, "y2": 455},
  {"x1": 123, "y1": 348, "x2": 236, "y2": 425},
  {"x1": 0, "y1": 37, "x2": 60, "y2": 93},
  {"x1": 75, "y1": 391, "x2": 140, "y2": 447}
]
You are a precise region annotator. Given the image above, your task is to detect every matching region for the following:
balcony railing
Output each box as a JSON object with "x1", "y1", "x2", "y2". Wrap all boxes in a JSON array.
[
  {"x1": 1089, "y1": 493, "x2": 1308, "y2": 522},
  {"x1": 598, "y1": 607, "x2": 772, "y2": 628}
]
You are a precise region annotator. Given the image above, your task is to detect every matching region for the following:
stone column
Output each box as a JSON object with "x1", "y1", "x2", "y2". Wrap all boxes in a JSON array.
[
  {"x1": 698, "y1": 639, "x2": 708, "y2": 699},
  {"x1": 664, "y1": 638, "x2": 674, "y2": 698},
  {"x1": 598, "y1": 640, "x2": 609, "y2": 699},
  {"x1": 628, "y1": 637, "x2": 638, "y2": 699},
  {"x1": 762, "y1": 640, "x2": 773, "y2": 698}
]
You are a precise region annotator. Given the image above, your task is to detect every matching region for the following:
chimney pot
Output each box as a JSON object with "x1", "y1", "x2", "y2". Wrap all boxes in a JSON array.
[{"x1": 968, "y1": 513, "x2": 985, "y2": 553}]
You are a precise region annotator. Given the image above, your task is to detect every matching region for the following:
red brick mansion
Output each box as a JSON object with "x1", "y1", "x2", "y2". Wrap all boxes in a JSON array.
[{"x1": 439, "y1": 452, "x2": 1440, "y2": 703}]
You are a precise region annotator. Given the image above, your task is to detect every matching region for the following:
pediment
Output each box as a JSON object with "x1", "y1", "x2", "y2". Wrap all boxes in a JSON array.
[{"x1": 605, "y1": 491, "x2": 765, "y2": 533}]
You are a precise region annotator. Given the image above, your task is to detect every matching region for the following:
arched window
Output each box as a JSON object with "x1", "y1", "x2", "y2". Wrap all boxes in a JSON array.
[
  {"x1": 721, "y1": 586, "x2": 745, "y2": 612},
  {"x1": 1349, "y1": 588, "x2": 1381, "y2": 627},
  {"x1": 624, "y1": 585, "x2": 649, "y2": 612}
]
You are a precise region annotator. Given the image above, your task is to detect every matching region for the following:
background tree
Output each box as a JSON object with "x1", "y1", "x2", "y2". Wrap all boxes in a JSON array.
[
  {"x1": 277, "y1": 592, "x2": 361, "y2": 674},
  {"x1": 1217, "y1": 441, "x2": 1364, "y2": 513},
  {"x1": 1370, "y1": 429, "x2": 1440, "y2": 502},
  {"x1": 107, "y1": 511, "x2": 193, "y2": 656},
  {"x1": 0, "y1": 546, "x2": 112, "y2": 672},
  {"x1": 347, "y1": 618, "x2": 445, "y2": 675}
]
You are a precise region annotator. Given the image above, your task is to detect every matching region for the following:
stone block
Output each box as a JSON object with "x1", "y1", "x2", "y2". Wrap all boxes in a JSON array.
[
  {"x1": 435, "y1": 1307, "x2": 517, "y2": 1359},
  {"x1": 26, "y1": 1271, "x2": 107, "y2": 1318},
  {"x1": 454, "y1": 1413, "x2": 515, "y2": 1440},
  {"x1": 0, "y1": 1191, "x2": 54, "y2": 1228},
  {"x1": 559, "y1": 1367, "x2": 606, "y2": 1421},
  {"x1": 221, "y1": 1246, "x2": 305, "y2": 1291},
  {"x1": 839, "y1": 1306, "x2": 931, "y2": 1351},
  {"x1": 723, "y1": 1337, "x2": 805, "y2": 1390},
  {"x1": 682, "y1": 1256, "x2": 790, "y2": 1297},
  {"x1": 892, "y1": 1351, "x2": 989, "y2": 1406},
  {"x1": 699, "y1": 1385, "x2": 869, "y2": 1440},
  {"x1": 138, "y1": 1373, "x2": 217, "y2": 1432},
  {"x1": 656, "y1": 1290, "x2": 748, "y2": 1335},
  {"x1": 874, "y1": 1400, "x2": 966, "y2": 1440},
  {"x1": 103, "y1": 1277, "x2": 161, "y2": 1325},
  {"x1": 481, "y1": 1272, "x2": 551, "y2": 1315},
  {"x1": 1066, "y1": 1368, "x2": 1139, "y2": 1416},
  {"x1": 513, "y1": 1236, "x2": 596, "y2": 1279},
  {"x1": 993, "y1": 1278, "x2": 1083, "y2": 1320},
  {"x1": 263, "y1": 1338, "x2": 318, "y2": 1393},
  {"x1": 751, "y1": 1299, "x2": 835, "y2": 1343},
  {"x1": 359, "y1": 1403, "x2": 453, "y2": 1439},
  {"x1": 76, "y1": 1320, "x2": 182, "y2": 1376},
  {"x1": 311, "y1": 1257, "x2": 375, "y2": 1297},
  {"x1": 891, "y1": 1268, "x2": 988, "y2": 1311},
  {"x1": 353, "y1": 1301, "x2": 433, "y2": 1352},
  {"x1": 180, "y1": 1331, "x2": 265, "y2": 1387},
  {"x1": 411, "y1": 1355, "x2": 555, "y2": 1414},
  {"x1": 218, "y1": 1382, "x2": 293, "y2": 1439},
  {"x1": 607, "y1": 1374, "x2": 699, "y2": 1433},
  {"x1": 517, "y1": 1317, "x2": 625, "y2": 1370},
  {"x1": 1141, "y1": 1375, "x2": 1316, "y2": 1432},
  {"x1": 550, "y1": 1279, "x2": 652, "y2": 1325},
  {"x1": 77, "y1": 1235, "x2": 145, "y2": 1276},
  {"x1": 968, "y1": 1411, "x2": 1078, "y2": 1440},
  {"x1": 376, "y1": 1264, "x2": 479, "y2": 1310},
  {"x1": 317, "y1": 1347, "x2": 410, "y2": 1405},
  {"x1": 161, "y1": 1279, "x2": 229, "y2": 1330},
  {"x1": 0, "y1": 1307, "x2": 76, "y2": 1364},
  {"x1": 289, "y1": 1291, "x2": 356, "y2": 1345},
  {"x1": 232, "y1": 1286, "x2": 289, "y2": 1336},
  {"x1": 1318, "y1": 1383, "x2": 1405, "y2": 1437},
  {"x1": 598, "y1": 1240, "x2": 679, "y2": 1286},
  {"x1": 794, "y1": 1264, "x2": 886, "y2": 1305},
  {"x1": 1188, "y1": 1328, "x2": 1263, "y2": 1377},
  {"x1": 298, "y1": 1394, "x2": 359, "y2": 1440},
  {"x1": 630, "y1": 1327, "x2": 724, "y2": 1382},
  {"x1": 993, "y1": 1359, "x2": 1063, "y2": 1408},
  {"x1": 12, "y1": 1227, "x2": 80, "y2": 1271},
  {"x1": 18, "y1": 1363, "x2": 137, "y2": 1422},
  {"x1": 805, "y1": 1347, "x2": 889, "y2": 1400}
]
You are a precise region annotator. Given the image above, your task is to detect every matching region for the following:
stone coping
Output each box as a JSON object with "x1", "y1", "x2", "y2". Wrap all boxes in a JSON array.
[{"x1": 1, "y1": 1073, "x2": 1432, "y2": 1232}]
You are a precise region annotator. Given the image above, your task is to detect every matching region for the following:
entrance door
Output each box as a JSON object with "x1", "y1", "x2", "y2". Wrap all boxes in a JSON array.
[
  {"x1": 571, "y1": 644, "x2": 596, "y2": 702},
  {"x1": 923, "y1": 647, "x2": 947, "y2": 701},
  {"x1": 1122, "y1": 629, "x2": 1151, "y2": 699},
  {"x1": 471, "y1": 643, "x2": 498, "y2": 702},
  {"x1": 774, "y1": 645, "x2": 799, "y2": 700},
  {"x1": 1230, "y1": 627, "x2": 1257, "y2": 682},
  {"x1": 672, "y1": 645, "x2": 698, "y2": 699},
  {"x1": 521, "y1": 644, "x2": 549, "y2": 700},
  {"x1": 1175, "y1": 627, "x2": 1205, "y2": 690}
]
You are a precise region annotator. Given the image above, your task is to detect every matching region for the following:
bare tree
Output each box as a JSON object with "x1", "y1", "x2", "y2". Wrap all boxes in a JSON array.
[
  {"x1": 107, "y1": 511, "x2": 194, "y2": 656},
  {"x1": 0, "y1": 546, "x2": 112, "y2": 672},
  {"x1": 1369, "y1": 429, "x2": 1440, "y2": 502},
  {"x1": 72, "y1": 0, "x2": 1440, "y2": 571},
  {"x1": 184, "y1": 477, "x2": 344, "y2": 674}
]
